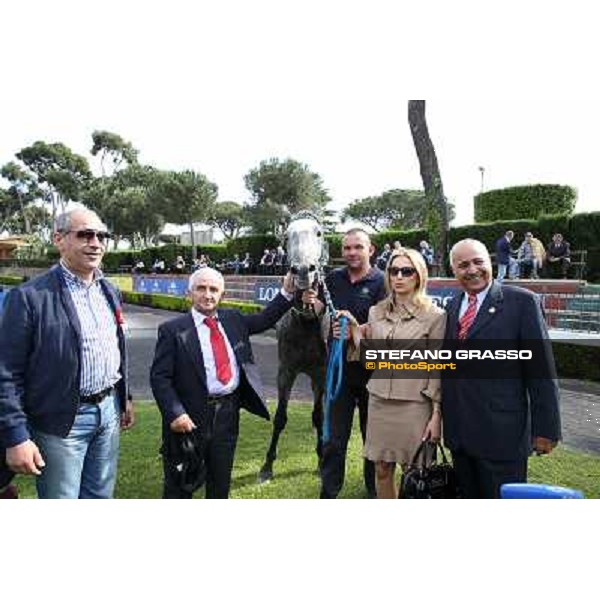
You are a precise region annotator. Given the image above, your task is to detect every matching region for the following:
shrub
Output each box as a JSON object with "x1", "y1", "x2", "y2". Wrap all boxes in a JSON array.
[
  {"x1": 474, "y1": 184, "x2": 577, "y2": 222},
  {"x1": 552, "y1": 342, "x2": 600, "y2": 381},
  {"x1": 225, "y1": 234, "x2": 279, "y2": 262},
  {"x1": 121, "y1": 291, "x2": 262, "y2": 314},
  {"x1": 0, "y1": 275, "x2": 26, "y2": 285}
]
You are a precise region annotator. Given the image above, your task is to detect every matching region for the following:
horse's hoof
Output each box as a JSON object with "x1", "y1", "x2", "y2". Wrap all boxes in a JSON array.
[{"x1": 258, "y1": 469, "x2": 273, "y2": 484}]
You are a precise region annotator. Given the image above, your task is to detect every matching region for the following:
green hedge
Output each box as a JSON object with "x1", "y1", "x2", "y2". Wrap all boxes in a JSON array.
[
  {"x1": 0, "y1": 258, "x2": 54, "y2": 269},
  {"x1": 78, "y1": 209, "x2": 600, "y2": 283},
  {"x1": 449, "y1": 219, "x2": 538, "y2": 250},
  {"x1": 121, "y1": 290, "x2": 262, "y2": 314},
  {"x1": 0, "y1": 275, "x2": 27, "y2": 285},
  {"x1": 474, "y1": 185, "x2": 577, "y2": 222},
  {"x1": 371, "y1": 228, "x2": 429, "y2": 253},
  {"x1": 225, "y1": 234, "x2": 279, "y2": 260},
  {"x1": 552, "y1": 342, "x2": 600, "y2": 381}
]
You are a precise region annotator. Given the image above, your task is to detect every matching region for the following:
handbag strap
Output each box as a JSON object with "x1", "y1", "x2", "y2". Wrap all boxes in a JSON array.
[
  {"x1": 409, "y1": 440, "x2": 450, "y2": 468},
  {"x1": 409, "y1": 440, "x2": 429, "y2": 468}
]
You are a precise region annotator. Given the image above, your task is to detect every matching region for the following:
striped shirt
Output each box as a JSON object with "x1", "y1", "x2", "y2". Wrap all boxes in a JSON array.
[{"x1": 60, "y1": 262, "x2": 121, "y2": 395}]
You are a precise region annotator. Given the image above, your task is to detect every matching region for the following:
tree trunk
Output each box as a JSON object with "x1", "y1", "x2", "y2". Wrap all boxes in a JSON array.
[
  {"x1": 16, "y1": 192, "x2": 31, "y2": 234},
  {"x1": 408, "y1": 100, "x2": 449, "y2": 275},
  {"x1": 189, "y1": 221, "x2": 197, "y2": 261}
]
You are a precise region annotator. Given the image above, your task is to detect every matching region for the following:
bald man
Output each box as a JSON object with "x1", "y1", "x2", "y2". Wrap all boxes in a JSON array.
[
  {"x1": 151, "y1": 267, "x2": 301, "y2": 499},
  {"x1": 441, "y1": 239, "x2": 561, "y2": 498}
]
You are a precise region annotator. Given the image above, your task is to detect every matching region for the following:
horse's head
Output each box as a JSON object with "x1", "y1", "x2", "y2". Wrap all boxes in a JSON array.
[{"x1": 285, "y1": 212, "x2": 328, "y2": 290}]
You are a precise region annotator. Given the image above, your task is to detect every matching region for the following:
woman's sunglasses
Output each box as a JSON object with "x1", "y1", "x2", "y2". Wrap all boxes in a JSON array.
[
  {"x1": 388, "y1": 266, "x2": 417, "y2": 277},
  {"x1": 66, "y1": 229, "x2": 113, "y2": 244}
]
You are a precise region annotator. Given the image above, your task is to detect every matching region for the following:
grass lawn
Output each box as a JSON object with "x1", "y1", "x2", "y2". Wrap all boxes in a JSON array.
[{"x1": 14, "y1": 402, "x2": 600, "y2": 499}]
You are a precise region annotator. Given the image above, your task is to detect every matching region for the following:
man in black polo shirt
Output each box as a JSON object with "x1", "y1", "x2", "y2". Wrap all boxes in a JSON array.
[{"x1": 313, "y1": 229, "x2": 386, "y2": 498}]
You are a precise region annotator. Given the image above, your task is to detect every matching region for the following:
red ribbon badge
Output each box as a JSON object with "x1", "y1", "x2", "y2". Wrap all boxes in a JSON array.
[{"x1": 115, "y1": 307, "x2": 126, "y2": 327}]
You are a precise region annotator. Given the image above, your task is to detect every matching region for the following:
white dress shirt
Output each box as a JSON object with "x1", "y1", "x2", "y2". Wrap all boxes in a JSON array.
[
  {"x1": 191, "y1": 308, "x2": 240, "y2": 396},
  {"x1": 190, "y1": 287, "x2": 292, "y2": 395}
]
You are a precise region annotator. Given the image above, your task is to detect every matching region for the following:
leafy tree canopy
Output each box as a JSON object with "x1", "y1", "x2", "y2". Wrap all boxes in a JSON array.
[
  {"x1": 91, "y1": 130, "x2": 139, "y2": 176},
  {"x1": 207, "y1": 201, "x2": 247, "y2": 239},
  {"x1": 243, "y1": 157, "x2": 331, "y2": 234},
  {"x1": 342, "y1": 188, "x2": 455, "y2": 232}
]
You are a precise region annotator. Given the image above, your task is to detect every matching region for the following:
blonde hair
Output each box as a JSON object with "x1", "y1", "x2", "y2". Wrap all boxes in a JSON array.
[{"x1": 384, "y1": 248, "x2": 432, "y2": 309}]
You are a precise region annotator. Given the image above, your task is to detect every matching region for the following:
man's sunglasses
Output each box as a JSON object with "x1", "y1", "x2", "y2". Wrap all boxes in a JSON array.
[
  {"x1": 388, "y1": 266, "x2": 417, "y2": 277},
  {"x1": 65, "y1": 229, "x2": 113, "y2": 244}
]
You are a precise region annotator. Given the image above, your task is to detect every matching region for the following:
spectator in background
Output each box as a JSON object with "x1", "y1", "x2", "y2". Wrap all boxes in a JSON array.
[
  {"x1": 419, "y1": 240, "x2": 434, "y2": 271},
  {"x1": 517, "y1": 232, "x2": 536, "y2": 278},
  {"x1": 132, "y1": 259, "x2": 145, "y2": 274},
  {"x1": 153, "y1": 258, "x2": 166, "y2": 274},
  {"x1": 274, "y1": 245, "x2": 286, "y2": 274},
  {"x1": 546, "y1": 233, "x2": 571, "y2": 278},
  {"x1": 240, "y1": 252, "x2": 252, "y2": 274},
  {"x1": 174, "y1": 255, "x2": 186, "y2": 274},
  {"x1": 393, "y1": 240, "x2": 402, "y2": 251},
  {"x1": 259, "y1": 248, "x2": 273, "y2": 274},
  {"x1": 376, "y1": 243, "x2": 392, "y2": 271},
  {"x1": 494, "y1": 230, "x2": 518, "y2": 281},
  {"x1": 229, "y1": 254, "x2": 241, "y2": 275},
  {"x1": 530, "y1": 235, "x2": 546, "y2": 279},
  {"x1": 192, "y1": 258, "x2": 202, "y2": 272}
]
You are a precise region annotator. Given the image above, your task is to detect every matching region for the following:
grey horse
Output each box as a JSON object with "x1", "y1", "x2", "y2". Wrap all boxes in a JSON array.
[{"x1": 258, "y1": 212, "x2": 330, "y2": 483}]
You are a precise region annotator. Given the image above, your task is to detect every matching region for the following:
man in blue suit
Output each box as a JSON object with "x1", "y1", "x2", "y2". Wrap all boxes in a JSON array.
[
  {"x1": 150, "y1": 267, "x2": 299, "y2": 499},
  {"x1": 0, "y1": 208, "x2": 133, "y2": 499},
  {"x1": 442, "y1": 239, "x2": 561, "y2": 499}
]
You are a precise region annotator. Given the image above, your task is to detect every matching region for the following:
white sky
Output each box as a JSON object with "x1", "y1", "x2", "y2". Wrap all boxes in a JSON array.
[{"x1": 2, "y1": 0, "x2": 598, "y2": 228}]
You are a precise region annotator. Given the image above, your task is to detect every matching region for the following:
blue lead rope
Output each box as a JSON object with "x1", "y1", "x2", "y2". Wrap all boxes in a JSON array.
[{"x1": 322, "y1": 315, "x2": 348, "y2": 444}]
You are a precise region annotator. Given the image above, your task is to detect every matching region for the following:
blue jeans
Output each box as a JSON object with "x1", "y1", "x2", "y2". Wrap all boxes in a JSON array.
[
  {"x1": 31, "y1": 393, "x2": 121, "y2": 499},
  {"x1": 497, "y1": 258, "x2": 518, "y2": 281}
]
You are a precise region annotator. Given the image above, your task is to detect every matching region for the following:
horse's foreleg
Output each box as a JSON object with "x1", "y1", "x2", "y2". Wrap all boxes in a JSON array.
[
  {"x1": 310, "y1": 367, "x2": 326, "y2": 470},
  {"x1": 258, "y1": 367, "x2": 295, "y2": 483}
]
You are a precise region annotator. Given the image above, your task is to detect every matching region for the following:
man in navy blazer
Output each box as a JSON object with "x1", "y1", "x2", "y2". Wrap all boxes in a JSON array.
[
  {"x1": 150, "y1": 267, "x2": 300, "y2": 499},
  {"x1": 0, "y1": 208, "x2": 133, "y2": 499},
  {"x1": 442, "y1": 239, "x2": 561, "y2": 499},
  {"x1": 494, "y1": 230, "x2": 517, "y2": 281}
]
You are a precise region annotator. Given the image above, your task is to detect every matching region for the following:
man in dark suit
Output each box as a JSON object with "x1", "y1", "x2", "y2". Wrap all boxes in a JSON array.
[
  {"x1": 150, "y1": 267, "x2": 301, "y2": 499},
  {"x1": 494, "y1": 230, "x2": 517, "y2": 281},
  {"x1": 0, "y1": 208, "x2": 133, "y2": 499},
  {"x1": 546, "y1": 233, "x2": 571, "y2": 278},
  {"x1": 442, "y1": 238, "x2": 561, "y2": 499}
]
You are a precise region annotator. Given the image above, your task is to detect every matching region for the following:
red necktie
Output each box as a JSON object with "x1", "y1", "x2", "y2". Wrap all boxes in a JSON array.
[
  {"x1": 204, "y1": 317, "x2": 233, "y2": 384},
  {"x1": 457, "y1": 294, "x2": 478, "y2": 340}
]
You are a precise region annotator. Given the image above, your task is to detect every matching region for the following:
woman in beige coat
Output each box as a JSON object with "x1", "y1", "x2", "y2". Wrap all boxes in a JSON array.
[{"x1": 340, "y1": 248, "x2": 447, "y2": 499}]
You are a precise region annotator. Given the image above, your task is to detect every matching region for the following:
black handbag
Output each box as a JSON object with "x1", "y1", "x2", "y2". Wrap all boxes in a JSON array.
[
  {"x1": 160, "y1": 429, "x2": 207, "y2": 494},
  {"x1": 400, "y1": 441, "x2": 459, "y2": 499}
]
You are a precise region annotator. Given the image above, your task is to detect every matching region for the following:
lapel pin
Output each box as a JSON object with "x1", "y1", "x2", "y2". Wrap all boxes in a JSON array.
[{"x1": 489, "y1": 307, "x2": 496, "y2": 314}]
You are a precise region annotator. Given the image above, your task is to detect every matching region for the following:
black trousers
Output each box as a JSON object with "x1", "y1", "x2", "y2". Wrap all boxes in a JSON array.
[
  {"x1": 163, "y1": 396, "x2": 240, "y2": 499},
  {"x1": 320, "y1": 363, "x2": 376, "y2": 499},
  {"x1": 451, "y1": 450, "x2": 527, "y2": 499}
]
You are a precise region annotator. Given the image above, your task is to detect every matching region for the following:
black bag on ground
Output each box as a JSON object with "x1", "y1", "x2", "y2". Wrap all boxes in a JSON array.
[
  {"x1": 400, "y1": 441, "x2": 459, "y2": 499},
  {"x1": 160, "y1": 429, "x2": 206, "y2": 494}
]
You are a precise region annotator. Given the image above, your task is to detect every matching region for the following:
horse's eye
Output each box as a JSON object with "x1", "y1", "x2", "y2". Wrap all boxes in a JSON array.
[
  {"x1": 290, "y1": 266, "x2": 298, "y2": 274},
  {"x1": 309, "y1": 265, "x2": 316, "y2": 272},
  {"x1": 317, "y1": 231, "x2": 322, "y2": 237}
]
